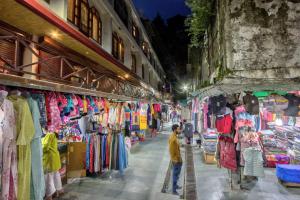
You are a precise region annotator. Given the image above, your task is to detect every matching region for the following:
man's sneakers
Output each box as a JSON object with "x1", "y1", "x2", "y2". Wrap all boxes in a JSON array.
[{"x1": 172, "y1": 185, "x2": 182, "y2": 195}]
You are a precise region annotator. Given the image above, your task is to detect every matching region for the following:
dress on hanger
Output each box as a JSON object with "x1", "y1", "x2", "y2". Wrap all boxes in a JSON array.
[
  {"x1": 27, "y1": 97, "x2": 45, "y2": 200},
  {"x1": 0, "y1": 90, "x2": 18, "y2": 200},
  {"x1": 8, "y1": 95, "x2": 35, "y2": 200}
]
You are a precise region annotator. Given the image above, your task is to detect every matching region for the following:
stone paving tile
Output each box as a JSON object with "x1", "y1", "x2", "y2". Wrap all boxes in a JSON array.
[
  {"x1": 193, "y1": 146, "x2": 300, "y2": 200},
  {"x1": 59, "y1": 123, "x2": 181, "y2": 200}
]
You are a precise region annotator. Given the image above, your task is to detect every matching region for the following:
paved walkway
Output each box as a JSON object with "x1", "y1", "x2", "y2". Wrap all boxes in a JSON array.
[
  {"x1": 58, "y1": 125, "x2": 300, "y2": 200},
  {"x1": 193, "y1": 146, "x2": 300, "y2": 200},
  {"x1": 59, "y1": 124, "x2": 183, "y2": 200}
]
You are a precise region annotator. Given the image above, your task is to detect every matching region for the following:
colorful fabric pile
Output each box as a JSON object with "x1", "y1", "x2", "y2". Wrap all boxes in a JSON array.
[{"x1": 202, "y1": 129, "x2": 218, "y2": 154}]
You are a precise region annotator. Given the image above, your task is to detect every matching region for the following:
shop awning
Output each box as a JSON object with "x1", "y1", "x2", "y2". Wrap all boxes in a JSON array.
[{"x1": 191, "y1": 77, "x2": 300, "y2": 99}]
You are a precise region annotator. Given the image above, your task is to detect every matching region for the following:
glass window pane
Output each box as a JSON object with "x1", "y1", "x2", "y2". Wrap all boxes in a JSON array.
[{"x1": 67, "y1": 0, "x2": 74, "y2": 22}]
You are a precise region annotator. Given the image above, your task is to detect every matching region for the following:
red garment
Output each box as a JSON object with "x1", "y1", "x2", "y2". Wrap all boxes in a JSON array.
[
  {"x1": 219, "y1": 136, "x2": 237, "y2": 171},
  {"x1": 105, "y1": 136, "x2": 110, "y2": 168},
  {"x1": 153, "y1": 104, "x2": 161, "y2": 112},
  {"x1": 267, "y1": 111, "x2": 273, "y2": 122},
  {"x1": 216, "y1": 114, "x2": 232, "y2": 134}
]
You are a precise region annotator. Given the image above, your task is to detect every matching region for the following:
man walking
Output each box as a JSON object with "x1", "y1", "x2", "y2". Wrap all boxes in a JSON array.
[{"x1": 169, "y1": 124, "x2": 182, "y2": 195}]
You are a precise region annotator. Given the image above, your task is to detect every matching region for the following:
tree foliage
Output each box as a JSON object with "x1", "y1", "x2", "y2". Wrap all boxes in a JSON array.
[{"x1": 185, "y1": 0, "x2": 213, "y2": 47}]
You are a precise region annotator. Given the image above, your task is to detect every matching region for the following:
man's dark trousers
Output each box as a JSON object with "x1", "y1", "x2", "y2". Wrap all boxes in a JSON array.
[{"x1": 172, "y1": 162, "x2": 182, "y2": 192}]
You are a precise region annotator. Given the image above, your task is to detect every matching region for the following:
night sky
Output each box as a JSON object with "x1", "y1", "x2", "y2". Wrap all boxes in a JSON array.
[{"x1": 132, "y1": 0, "x2": 190, "y2": 20}]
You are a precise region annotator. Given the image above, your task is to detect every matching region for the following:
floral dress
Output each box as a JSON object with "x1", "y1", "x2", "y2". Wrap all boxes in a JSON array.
[{"x1": 0, "y1": 91, "x2": 17, "y2": 200}]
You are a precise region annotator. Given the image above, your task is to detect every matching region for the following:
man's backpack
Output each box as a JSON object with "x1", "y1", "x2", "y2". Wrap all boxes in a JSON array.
[{"x1": 184, "y1": 123, "x2": 194, "y2": 137}]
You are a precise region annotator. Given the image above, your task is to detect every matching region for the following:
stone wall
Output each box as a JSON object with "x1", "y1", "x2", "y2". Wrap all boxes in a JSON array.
[{"x1": 200, "y1": 0, "x2": 300, "y2": 82}]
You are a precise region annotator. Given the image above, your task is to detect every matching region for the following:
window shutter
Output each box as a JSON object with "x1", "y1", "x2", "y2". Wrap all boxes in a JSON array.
[{"x1": 0, "y1": 40, "x2": 15, "y2": 67}]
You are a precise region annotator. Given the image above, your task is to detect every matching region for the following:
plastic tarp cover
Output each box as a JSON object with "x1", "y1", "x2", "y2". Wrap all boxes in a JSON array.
[{"x1": 276, "y1": 164, "x2": 300, "y2": 183}]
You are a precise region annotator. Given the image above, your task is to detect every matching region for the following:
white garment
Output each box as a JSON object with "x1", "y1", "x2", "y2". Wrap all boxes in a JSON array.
[
  {"x1": 45, "y1": 172, "x2": 62, "y2": 198},
  {"x1": 108, "y1": 107, "x2": 116, "y2": 125}
]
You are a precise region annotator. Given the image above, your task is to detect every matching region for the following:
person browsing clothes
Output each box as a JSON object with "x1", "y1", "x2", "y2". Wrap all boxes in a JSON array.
[{"x1": 168, "y1": 124, "x2": 182, "y2": 195}]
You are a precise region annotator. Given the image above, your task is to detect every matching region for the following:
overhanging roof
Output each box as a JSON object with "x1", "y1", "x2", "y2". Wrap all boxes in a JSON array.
[
  {"x1": 192, "y1": 77, "x2": 300, "y2": 99},
  {"x1": 0, "y1": 0, "x2": 142, "y2": 86},
  {"x1": 0, "y1": 73, "x2": 134, "y2": 101}
]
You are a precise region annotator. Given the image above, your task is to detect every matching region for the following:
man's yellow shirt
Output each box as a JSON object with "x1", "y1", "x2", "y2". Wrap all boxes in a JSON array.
[{"x1": 169, "y1": 132, "x2": 182, "y2": 163}]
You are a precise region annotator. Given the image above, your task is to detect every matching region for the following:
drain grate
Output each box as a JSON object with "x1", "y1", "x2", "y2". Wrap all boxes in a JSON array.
[
  {"x1": 161, "y1": 160, "x2": 172, "y2": 193},
  {"x1": 184, "y1": 145, "x2": 197, "y2": 200}
]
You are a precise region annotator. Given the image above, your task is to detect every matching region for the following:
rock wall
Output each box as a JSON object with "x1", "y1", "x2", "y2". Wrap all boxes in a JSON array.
[
  {"x1": 225, "y1": 0, "x2": 300, "y2": 78},
  {"x1": 200, "y1": 0, "x2": 300, "y2": 82}
]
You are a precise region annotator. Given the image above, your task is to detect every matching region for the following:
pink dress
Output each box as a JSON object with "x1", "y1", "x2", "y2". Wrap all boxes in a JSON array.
[
  {"x1": 202, "y1": 103, "x2": 208, "y2": 130},
  {"x1": 0, "y1": 91, "x2": 17, "y2": 200},
  {"x1": 45, "y1": 93, "x2": 62, "y2": 132}
]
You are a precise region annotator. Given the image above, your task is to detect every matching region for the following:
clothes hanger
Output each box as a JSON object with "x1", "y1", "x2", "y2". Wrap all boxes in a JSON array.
[
  {"x1": 18, "y1": 88, "x2": 31, "y2": 98},
  {"x1": 9, "y1": 87, "x2": 21, "y2": 96}
]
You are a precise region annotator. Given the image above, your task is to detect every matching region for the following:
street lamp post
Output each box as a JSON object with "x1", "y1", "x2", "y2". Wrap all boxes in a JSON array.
[{"x1": 183, "y1": 84, "x2": 189, "y2": 99}]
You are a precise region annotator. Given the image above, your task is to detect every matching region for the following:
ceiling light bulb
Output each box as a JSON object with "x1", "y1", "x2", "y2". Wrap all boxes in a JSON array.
[{"x1": 50, "y1": 31, "x2": 60, "y2": 39}]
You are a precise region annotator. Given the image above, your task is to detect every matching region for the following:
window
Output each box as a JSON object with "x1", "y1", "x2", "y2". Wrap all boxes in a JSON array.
[
  {"x1": 132, "y1": 23, "x2": 139, "y2": 43},
  {"x1": 112, "y1": 32, "x2": 119, "y2": 59},
  {"x1": 131, "y1": 54, "x2": 137, "y2": 73},
  {"x1": 112, "y1": 32, "x2": 125, "y2": 63},
  {"x1": 119, "y1": 39, "x2": 125, "y2": 63},
  {"x1": 67, "y1": 0, "x2": 89, "y2": 35},
  {"x1": 0, "y1": 40, "x2": 16, "y2": 73},
  {"x1": 90, "y1": 7, "x2": 102, "y2": 44},
  {"x1": 67, "y1": 0, "x2": 76, "y2": 24},
  {"x1": 79, "y1": 0, "x2": 89, "y2": 35},
  {"x1": 142, "y1": 64, "x2": 145, "y2": 79},
  {"x1": 142, "y1": 41, "x2": 149, "y2": 57}
]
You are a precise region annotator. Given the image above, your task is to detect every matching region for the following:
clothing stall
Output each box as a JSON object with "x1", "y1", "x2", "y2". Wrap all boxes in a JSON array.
[
  {"x1": 0, "y1": 73, "x2": 162, "y2": 200},
  {"x1": 193, "y1": 85, "x2": 300, "y2": 189}
]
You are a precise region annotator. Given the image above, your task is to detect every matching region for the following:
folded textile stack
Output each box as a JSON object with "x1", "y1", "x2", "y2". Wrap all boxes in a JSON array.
[
  {"x1": 265, "y1": 154, "x2": 290, "y2": 167},
  {"x1": 260, "y1": 129, "x2": 291, "y2": 167},
  {"x1": 275, "y1": 126, "x2": 300, "y2": 164},
  {"x1": 203, "y1": 140, "x2": 217, "y2": 153},
  {"x1": 260, "y1": 130, "x2": 277, "y2": 148},
  {"x1": 202, "y1": 128, "x2": 218, "y2": 154},
  {"x1": 203, "y1": 134, "x2": 218, "y2": 140}
]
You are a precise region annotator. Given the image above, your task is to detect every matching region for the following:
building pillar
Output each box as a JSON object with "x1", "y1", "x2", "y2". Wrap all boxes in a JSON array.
[{"x1": 22, "y1": 35, "x2": 39, "y2": 79}]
